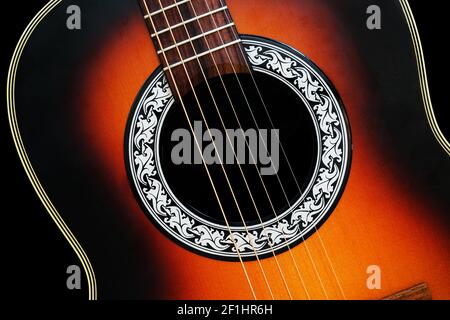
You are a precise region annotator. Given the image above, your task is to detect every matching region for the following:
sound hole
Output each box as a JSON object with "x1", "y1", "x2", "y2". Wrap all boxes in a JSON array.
[{"x1": 159, "y1": 72, "x2": 318, "y2": 227}]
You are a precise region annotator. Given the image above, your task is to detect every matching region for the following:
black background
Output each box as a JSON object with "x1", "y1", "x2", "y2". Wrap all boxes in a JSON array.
[{"x1": 2, "y1": 0, "x2": 448, "y2": 301}]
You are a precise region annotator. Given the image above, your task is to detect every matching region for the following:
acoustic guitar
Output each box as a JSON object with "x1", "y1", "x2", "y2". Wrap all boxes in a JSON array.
[{"x1": 7, "y1": 0, "x2": 450, "y2": 300}]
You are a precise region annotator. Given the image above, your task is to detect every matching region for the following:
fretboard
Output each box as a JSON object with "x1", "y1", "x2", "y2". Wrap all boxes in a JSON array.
[{"x1": 139, "y1": 0, "x2": 249, "y2": 98}]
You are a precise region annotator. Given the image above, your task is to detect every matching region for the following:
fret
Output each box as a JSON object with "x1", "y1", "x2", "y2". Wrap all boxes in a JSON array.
[
  {"x1": 156, "y1": 22, "x2": 235, "y2": 54},
  {"x1": 139, "y1": 0, "x2": 249, "y2": 99},
  {"x1": 163, "y1": 39, "x2": 242, "y2": 71},
  {"x1": 150, "y1": 6, "x2": 228, "y2": 38},
  {"x1": 144, "y1": 0, "x2": 190, "y2": 18}
]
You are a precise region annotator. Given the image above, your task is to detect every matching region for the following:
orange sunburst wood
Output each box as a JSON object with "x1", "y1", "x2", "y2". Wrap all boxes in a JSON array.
[{"x1": 80, "y1": 0, "x2": 450, "y2": 299}]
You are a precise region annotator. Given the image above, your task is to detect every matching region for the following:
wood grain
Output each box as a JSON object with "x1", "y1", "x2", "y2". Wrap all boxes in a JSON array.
[{"x1": 383, "y1": 283, "x2": 432, "y2": 300}]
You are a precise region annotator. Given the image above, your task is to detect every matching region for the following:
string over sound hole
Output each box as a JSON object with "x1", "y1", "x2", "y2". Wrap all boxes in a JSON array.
[
  {"x1": 159, "y1": 72, "x2": 318, "y2": 226},
  {"x1": 126, "y1": 35, "x2": 351, "y2": 259}
]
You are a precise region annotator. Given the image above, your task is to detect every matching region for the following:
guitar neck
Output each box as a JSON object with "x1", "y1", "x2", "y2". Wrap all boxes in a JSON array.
[{"x1": 139, "y1": 0, "x2": 249, "y2": 98}]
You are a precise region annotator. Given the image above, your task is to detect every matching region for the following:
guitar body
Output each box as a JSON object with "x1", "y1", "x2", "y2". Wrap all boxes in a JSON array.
[{"x1": 8, "y1": 0, "x2": 450, "y2": 300}]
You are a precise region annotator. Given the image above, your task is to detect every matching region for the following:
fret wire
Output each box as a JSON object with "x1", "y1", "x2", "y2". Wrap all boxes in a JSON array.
[
  {"x1": 149, "y1": 6, "x2": 228, "y2": 37},
  {"x1": 157, "y1": 22, "x2": 235, "y2": 54},
  {"x1": 163, "y1": 39, "x2": 241, "y2": 71},
  {"x1": 144, "y1": 0, "x2": 190, "y2": 18}
]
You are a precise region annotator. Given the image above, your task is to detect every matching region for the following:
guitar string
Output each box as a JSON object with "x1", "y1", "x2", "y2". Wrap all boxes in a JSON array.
[
  {"x1": 156, "y1": 0, "x2": 335, "y2": 300},
  {"x1": 153, "y1": 0, "x2": 277, "y2": 300},
  {"x1": 140, "y1": 0, "x2": 257, "y2": 300},
  {"x1": 217, "y1": 0, "x2": 347, "y2": 299},
  {"x1": 211, "y1": 0, "x2": 331, "y2": 299},
  {"x1": 212, "y1": 0, "x2": 346, "y2": 299},
  {"x1": 192, "y1": 0, "x2": 313, "y2": 299},
  {"x1": 198, "y1": 0, "x2": 320, "y2": 299},
  {"x1": 176, "y1": 0, "x2": 310, "y2": 300},
  {"x1": 171, "y1": 0, "x2": 297, "y2": 300},
  {"x1": 147, "y1": 0, "x2": 346, "y2": 300}
]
